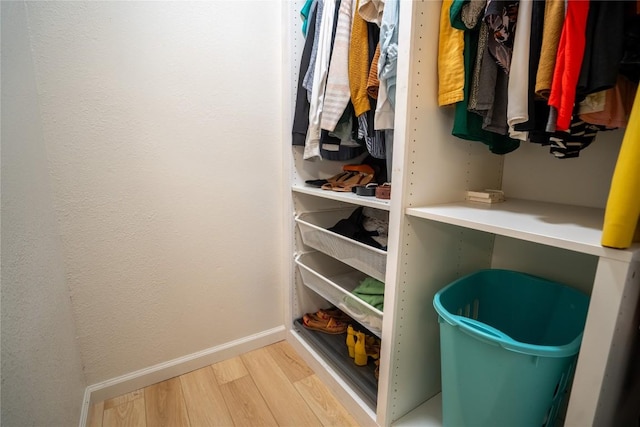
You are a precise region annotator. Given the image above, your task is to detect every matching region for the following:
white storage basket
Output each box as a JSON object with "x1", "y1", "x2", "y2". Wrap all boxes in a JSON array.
[
  {"x1": 296, "y1": 252, "x2": 384, "y2": 337},
  {"x1": 295, "y1": 210, "x2": 387, "y2": 282}
]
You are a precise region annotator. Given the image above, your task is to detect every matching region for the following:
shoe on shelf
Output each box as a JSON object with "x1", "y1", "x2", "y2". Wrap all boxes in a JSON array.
[
  {"x1": 348, "y1": 326, "x2": 381, "y2": 366},
  {"x1": 306, "y1": 171, "x2": 355, "y2": 188},
  {"x1": 302, "y1": 313, "x2": 348, "y2": 334},
  {"x1": 316, "y1": 307, "x2": 352, "y2": 323},
  {"x1": 365, "y1": 335, "x2": 381, "y2": 360},
  {"x1": 331, "y1": 173, "x2": 374, "y2": 193},
  {"x1": 354, "y1": 331, "x2": 368, "y2": 366},
  {"x1": 346, "y1": 325, "x2": 356, "y2": 358}
]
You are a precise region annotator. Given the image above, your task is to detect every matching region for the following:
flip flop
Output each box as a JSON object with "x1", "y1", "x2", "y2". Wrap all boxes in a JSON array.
[{"x1": 302, "y1": 313, "x2": 348, "y2": 334}]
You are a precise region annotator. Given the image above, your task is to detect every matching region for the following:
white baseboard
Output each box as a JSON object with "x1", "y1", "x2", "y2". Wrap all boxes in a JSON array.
[{"x1": 78, "y1": 325, "x2": 286, "y2": 427}]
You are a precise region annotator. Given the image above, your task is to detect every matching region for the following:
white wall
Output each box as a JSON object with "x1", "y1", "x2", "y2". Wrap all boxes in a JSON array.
[
  {"x1": 23, "y1": 0, "x2": 284, "y2": 385},
  {"x1": 502, "y1": 130, "x2": 623, "y2": 209},
  {"x1": 1, "y1": 1, "x2": 87, "y2": 425}
]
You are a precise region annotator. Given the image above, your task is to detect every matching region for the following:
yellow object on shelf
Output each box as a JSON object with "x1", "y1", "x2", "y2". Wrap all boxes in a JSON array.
[
  {"x1": 346, "y1": 325, "x2": 356, "y2": 358},
  {"x1": 602, "y1": 85, "x2": 640, "y2": 249},
  {"x1": 354, "y1": 331, "x2": 368, "y2": 366}
]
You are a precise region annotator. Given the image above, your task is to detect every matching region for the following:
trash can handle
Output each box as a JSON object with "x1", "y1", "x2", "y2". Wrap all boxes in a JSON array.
[{"x1": 454, "y1": 316, "x2": 515, "y2": 344}]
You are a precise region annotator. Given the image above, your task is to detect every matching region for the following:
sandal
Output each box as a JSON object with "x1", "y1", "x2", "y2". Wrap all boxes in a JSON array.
[
  {"x1": 343, "y1": 164, "x2": 375, "y2": 175},
  {"x1": 302, "y1": 313, "x2": 348, "y2": 334},
  {"x1": 320, "y1": 171, "x2": 357, "y2": 190},
  {"x1": 331, "y1": 173, "x2": 374, "y2": 192},
  {"x1": 306, "y1": 171, "x2": 354, "y2": 188},
  {"x1": 365, "y1": 335, "x2": 381, "y2": 360},
  {"x1": 316, "y1": 307, "x2": 352, "y2": 323}
]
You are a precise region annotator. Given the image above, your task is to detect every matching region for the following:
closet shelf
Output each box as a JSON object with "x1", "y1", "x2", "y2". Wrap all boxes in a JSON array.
[
  {"x1": 293, "y1": 185, "x2": 391, "y2": 211},
  {"x1": 392, "y1": 393, "x2": 442, "y2": 427},
  {"x1": 293, "y1": 319, "x2": 379, "y2": 411},
  {"x1": 406, "y1": 199, "x2": 640, "y2": 262},
  {"x1": 296, "y1": 252, "x2": 383, "y2": 338}
]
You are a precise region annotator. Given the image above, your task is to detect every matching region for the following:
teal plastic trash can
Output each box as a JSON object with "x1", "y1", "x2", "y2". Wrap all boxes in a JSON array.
[{"x1": 433, "y1": 269, "x2": 590, "y2": 427}]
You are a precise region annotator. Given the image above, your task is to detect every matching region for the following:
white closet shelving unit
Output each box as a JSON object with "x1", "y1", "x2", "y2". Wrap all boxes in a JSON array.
[{"x1": 284, "y1": 1, "x2": 640, "y2": 426}]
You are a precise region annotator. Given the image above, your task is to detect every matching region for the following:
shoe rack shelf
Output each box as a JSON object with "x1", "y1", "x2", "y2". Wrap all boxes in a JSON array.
[
  {"x1": 293, "y1": 185, "x2": 391, "y2": 211},
  {"x1": 284, "y1": 1, "x2": 640, "y2": 426},
  {"x1": 293, "y1": 318, "x2": 379, "y2": 410}
]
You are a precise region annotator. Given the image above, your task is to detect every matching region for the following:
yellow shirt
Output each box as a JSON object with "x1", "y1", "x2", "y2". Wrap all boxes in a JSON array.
[
  {"x1": 437, "y1": 0, "x2": 464, "y2": 106},
  {"x1": 349, "y1": 0, "x2": 371, "y2": 117}
]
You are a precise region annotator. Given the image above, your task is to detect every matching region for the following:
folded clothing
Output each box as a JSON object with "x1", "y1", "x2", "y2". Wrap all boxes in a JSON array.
[
  {"x1": 352, "y1": 277, "x2": 385, "y2": 310},
  {"x1": 328, "y1": 207, "x2": 386, "y2": 250},
  {"x1": 338, "y1": 301, "x2": 383, "y2": 334},
  {"x1": 362, "y1": 207, "x2": 389, "y2": 249}
]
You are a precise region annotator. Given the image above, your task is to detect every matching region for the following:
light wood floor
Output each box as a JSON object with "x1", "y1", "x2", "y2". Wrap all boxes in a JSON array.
[{"x1": 86, "y1": 341, "x2": 360, "y2": 427}]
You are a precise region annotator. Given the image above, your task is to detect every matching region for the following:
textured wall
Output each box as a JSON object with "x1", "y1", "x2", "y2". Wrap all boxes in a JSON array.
[
  {"x1": 25, "y1": 1, "x2": 284, "y2": 384},
  {"x1": 1, "y1": 1, "x2": 87, "y2": 425}
]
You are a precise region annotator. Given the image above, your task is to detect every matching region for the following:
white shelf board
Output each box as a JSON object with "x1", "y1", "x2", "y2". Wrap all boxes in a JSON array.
[
  {"x1": 293, "y1": 185, "x2": 391, "y2": 211},
  {"x1": 406, "y1": 199, "x2": 640, "y2": 262},
  {"x1": 392, "y1": 393, "x2": 442, "y2": 427}
]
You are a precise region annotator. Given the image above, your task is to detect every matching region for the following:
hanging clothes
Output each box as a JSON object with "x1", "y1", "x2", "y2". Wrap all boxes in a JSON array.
[
  {"x1": 462, "y1": 0, "x2": 510, "y2": 137},
  {"x1": 349, "y1": 0, "x2": 372, "y2": 117},
  {"x1": 547, "y1": 0, "x2": 590, "y2": 132},
  {"x1": 301, "y1": 0, "x2": 315, "y2": 35},
  {"x1": 304, "y1": 0, "x2": 338, "y2": 160},
  {"x1": 322, "y1": 0, "x2": 355, "y2": 132},
  {"x1": 580, "y1": 75, "x2": 638, "y2": 128},
  {"x1": 484, "y1": 0, "x2": 519, "y2": 73},
  {"x1": 437, "y1": 0, "x2": 465, "y2": 106},
  {"x1": 376, "y1": 0, "x2": 399, "y2": 128},
  {"x1": 619, "y1": 14, "x2": 640, "y2": 83},
  {"x1": 579, "y1": 91, "x2": 606, "y2": 115},
  {"x1": 576, "y1": 1, "x2": 626, "y2": 101},
  {"x1": 547, "y1": 118, "x2": 606, "y2": 159},
  {"x1": 450, "y1": 0, "x2": 519, "y2": 154},
  {"x1": 467, "y1": 19, "x2": 489, "y2": 112},
  {"x1": 359, "y1": 21, "x2": 385, "y2": 158},
  {"x1": 465, "y1": 1, "x2": 510, "y2": 136},
  {"x1": 367, "y1": 44, "x2": 381, "y2": 99},
  {"x1": 602, "y1": 85, "x2": 640, "y2": 249},
  {"x1": 375, "y1": 82, "x2": 393, "y2": 130},
  {"x1": 303, "y1": 0, "x2": 325, "y2": 101},
  {"x1": 378, "y1": 0, "x2": 398, "y2": 108},
  {"x1": 512, "y1": 0, "x2": 547, "y2": 135},
  {"x1": 506, "y1": 0, "x2": 532, "y2": 141},
  {"x1": 293, "y1": 0, "x2": 319, "y2": 146},
  {"x1": 535, "y1": 0, "x2": 565, "y2": 99},
  {"x1": 463, "y1": 0, "x2": 488, "y2": 114},
  {"x1": 358, "y1": 0, "x2": 384, "y2": 26}
]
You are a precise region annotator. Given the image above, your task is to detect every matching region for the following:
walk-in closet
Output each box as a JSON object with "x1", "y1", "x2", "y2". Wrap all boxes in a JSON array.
[
  {"x1": 285, "y1": 1, "x2": 640, "y2": 426},
  {"x1": 3, "y1": 1, "x2": 639, "y2": 426}
]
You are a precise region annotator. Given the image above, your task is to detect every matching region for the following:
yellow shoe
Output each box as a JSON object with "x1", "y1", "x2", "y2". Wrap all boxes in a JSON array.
[
  {"x1": 346, "y1": 325, "x2": 356, "y2": 358},
  {"x1": 354, "y1": 331, "x2": 368, "y2": 366}
]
